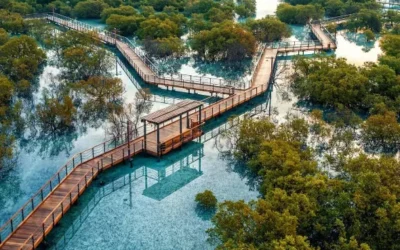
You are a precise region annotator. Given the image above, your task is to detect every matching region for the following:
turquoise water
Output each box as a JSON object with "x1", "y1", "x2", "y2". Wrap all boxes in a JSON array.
[
  {"x1": 0, "y1": 50, "x2": 211, "y2": 226},
  {"x1": 43, "y1": 92, "x2": 270, "y2": 250},
  {"x1": 0, "y1": 2, "x2": 386, "y2": 249}
]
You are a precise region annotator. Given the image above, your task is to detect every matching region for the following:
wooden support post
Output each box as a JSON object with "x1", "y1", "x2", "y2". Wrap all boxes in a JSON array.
[
  {"x1": 157, "y1": 124, "x2": 160, "y2": 158},
  {"x1": 186, "y1": 112, "x2": 190, "y2": 128},
  {"x1": 180, "y1": 114, "x2": 183, "y2": 140},
  {"x1": 143, "y1": 120, "x2": 147, "y2": 151},
  {"x1": 199, "y1": 106, "x2": 202, "y2": 123}
]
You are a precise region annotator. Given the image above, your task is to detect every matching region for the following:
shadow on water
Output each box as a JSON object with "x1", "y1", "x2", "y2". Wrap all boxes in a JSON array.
[
  {"x1": 290, "y1": 24, "x2": 314, "y2": 41},
  {"x1": 152, "y1": 54, "x2": 254, "y2": 82},
  {"x1": 42, "y1": 81, "x2": 274, "y2": 250},
  {"x1": 42, "y1": 141, "x2": 204, "y2": 250},
  {"x1": 191, "y1": 57, "x2": 253, "y2": 81},
  {"x1": 340, "y1": 31, "x2": 379, "y2": 52},
  {"x1": 115, "y1": 49, "x2": 220, "y2": 104},
  {"x1": 195, "y1": 205, "x2": 216, "y2": 221}
]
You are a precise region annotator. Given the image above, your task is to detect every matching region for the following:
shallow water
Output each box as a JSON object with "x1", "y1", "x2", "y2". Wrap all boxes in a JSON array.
[
  {"x1": 46, "y1": 135, "x2": 260, "y2": 250},
  {"x1": 335, "y1": 31, "x2": 382, "y2": 66},
  {"x1": 256, "y1": 0, "x2": 279, "y2": 18},
  {"x1": 0, "y1": 50, "x2": 209, "y2": 226},
  {"x1": 0, "y1": 2, "x2": 387, "y2": 249}
]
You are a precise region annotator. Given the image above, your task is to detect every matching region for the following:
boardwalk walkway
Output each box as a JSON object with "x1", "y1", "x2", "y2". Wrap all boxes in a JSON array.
[
  {"x1": 0, "y1": 12, "x2": 335, "y2": 250},
  {"x1": 46, "y1": 13, "x2": 335, "y2": 94},
  {"x1": 310, "y1": 23, "x2": 337, "y2": 50},
  {"x1": 48, "y1": 14, "x2": 239, "y2": 95}
]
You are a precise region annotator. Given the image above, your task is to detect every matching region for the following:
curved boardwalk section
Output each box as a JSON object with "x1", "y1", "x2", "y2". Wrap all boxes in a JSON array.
[{"x1": 0, "y1": 12, "x2": 337, "y2": 250}]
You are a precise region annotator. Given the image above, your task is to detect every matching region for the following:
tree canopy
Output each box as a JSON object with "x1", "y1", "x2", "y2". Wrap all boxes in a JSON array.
[
  {"x1": 291, "y1": 56, "x2": 400, "y2": 115},
  {"x1": 209, "y1": 117, "x2": 400, "y2": 250},
  {"x1": 190, "y1": 21, "x2": 256, "y2": 61}
]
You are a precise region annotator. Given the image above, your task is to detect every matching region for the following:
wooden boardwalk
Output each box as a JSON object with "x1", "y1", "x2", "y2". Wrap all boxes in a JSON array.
[
  {"x1": 0, "y1": 12, "x2": 333, "y2": 250},
  {"x1": 116, "y1": 41, "x2": 235, "y2": 95},
  {"x1": 46, "y1": 14, "x2": 335, "y2": 94},
  {"x1": 47, "y1": 14, "x2": 239, "y2": 95},
  {"x1": 310, "y1": 23, "x2": 337, "y2": 50},
  {"x1": 0, "y1": 46, "x2": 277, "y2": 250}
]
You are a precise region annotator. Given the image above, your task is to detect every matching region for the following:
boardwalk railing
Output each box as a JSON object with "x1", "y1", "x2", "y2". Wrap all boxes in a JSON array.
[
  {"x1": 13, "y1": 139, "x2": 145, "y2": 249},
  {"x1": 199, "y1": 54, "x2": 277, "y2": 124},
  {"x1": 2, "y1": 11, "x2": 272, "y2": 249},
  {"x1": 266, "y1": 40, "x2": 322, "y2": 51},
  {"x1": 321, "y1": 25, "x2": 337, "y2": 43},
  {"x1": 0, "y1": 124, "x2": 146, "y2": 246},
  {"x1": 32, "y1": 13, "x2": 247, "y2": 91},
  {"x1": 321, "y1": 14, "x2": 353, "y2": 24},
  {"x1": 249, "y1": 43, "x2": 267, "y2": 86}
]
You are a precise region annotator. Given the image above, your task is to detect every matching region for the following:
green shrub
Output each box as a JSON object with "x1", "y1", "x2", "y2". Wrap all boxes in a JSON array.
[
  {"x1": 195, "y1": 190, "x2": 217, "y2": 209},
  {"x1": 364, "y1": 29, "x2": 375, "y2": 41}
]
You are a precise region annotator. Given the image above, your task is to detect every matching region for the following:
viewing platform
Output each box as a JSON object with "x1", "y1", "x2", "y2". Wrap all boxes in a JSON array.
[{"x1": 0, "y1": 12, "x2": 338, "y2": 250}]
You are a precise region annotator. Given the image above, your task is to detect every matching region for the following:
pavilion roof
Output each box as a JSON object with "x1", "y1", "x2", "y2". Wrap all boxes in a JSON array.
[{"x1": 141, "y1": 99, "x2": 204, "y2": 125}]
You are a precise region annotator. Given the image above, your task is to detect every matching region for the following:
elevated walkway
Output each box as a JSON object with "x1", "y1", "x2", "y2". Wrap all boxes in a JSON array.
[
  {"x1": 45, "y1": 13, "x2": 240, "y2": 95},
  {"x1": 0, "y1": 12, "x2": 330, "y2": 250},
  {"x1": 310, "y1": 22, "x2": 337, "y2": 50}
]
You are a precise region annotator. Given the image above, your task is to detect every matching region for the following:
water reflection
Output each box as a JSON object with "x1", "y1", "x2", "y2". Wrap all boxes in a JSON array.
[
  {"x1": 340, "y1": 31, "x2": 379, "y2": 52},
  {"x1": 153, "y1": 55, "x2": 253, "y2": 88},
  {"x1": 335, "y1": 31, "x2": 382, "y2": 65},
  {"x1": 143, "y1": 143, "x2": 204, "y2": 201},
  {"x1": 192, "y1": 57, "x2": 253, "y2": 83},
  {"x1": 45, "y1": 141, "x2": 204, "y2": 250},
  {"x1": 43, "y1": 82, "x2": 275, "y2": 249}
]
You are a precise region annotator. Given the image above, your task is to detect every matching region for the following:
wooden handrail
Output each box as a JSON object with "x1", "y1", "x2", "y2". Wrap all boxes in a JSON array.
[{"x1": 18, "y1": 139, "x2": 144, "y2": 249}]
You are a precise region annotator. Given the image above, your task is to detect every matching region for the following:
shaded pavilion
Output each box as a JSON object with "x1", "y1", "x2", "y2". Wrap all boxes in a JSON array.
[{"x1": 141, "y1": 100, "x2": 204, "y2": 157}]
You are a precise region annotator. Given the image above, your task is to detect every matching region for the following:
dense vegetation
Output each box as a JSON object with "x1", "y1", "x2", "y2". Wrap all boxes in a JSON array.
[
  {"x1": 279, "y1": 0, "x2": 381, "y2": 20},
  {"x1": 0, "y1": 21, "x2": 46, "y2": 169},
  {"x1": 206, "y1": 5, "x2": 400, "y2": 249},
  {"x1": 209, "y1": 116, "x2": 400, "y2": 250},
  {"x1": 0, "y1": 9, "x2": 153, "y2": 169},
  {"x1": 290, "y1": 29, "x2": 400, "y2": 154},
  {"x1": 0, "y1": 0, "x2": 292, "y2": 61}
]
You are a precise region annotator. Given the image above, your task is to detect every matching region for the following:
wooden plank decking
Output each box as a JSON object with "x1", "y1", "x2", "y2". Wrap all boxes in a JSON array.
[
  {"x1": 0, "y1": 47, "x2": 278, "y2": 249},
  {"x1": 310, "y1": 23, "x2": 337, "y2": 50},
  {"x1": 46, "y1": 14, "x2": 334, "y2": 95},
  {"x1": 0, "y1": 12, "x2": 324, "y2": 249}
]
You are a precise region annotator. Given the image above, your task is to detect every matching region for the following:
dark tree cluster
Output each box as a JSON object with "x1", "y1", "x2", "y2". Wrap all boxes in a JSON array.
[
  {"x1": 209, "y1": 117, "x2": 400, "y2": 250},
  {"x1": 290, "y1": 31, "x2": 400, "y2": 153},
  {"x1": 0, "y1": 0, "x2": 292, "y2": 61},
  {"x1": 282, "y1": 0, "x2": 380, "y2": 18},
  {"x1": 0, "y1": 19, "x2": 46, "y2": 169}
]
